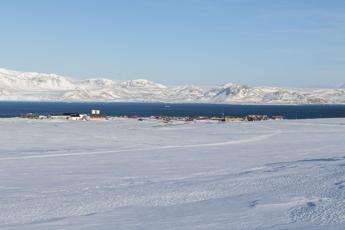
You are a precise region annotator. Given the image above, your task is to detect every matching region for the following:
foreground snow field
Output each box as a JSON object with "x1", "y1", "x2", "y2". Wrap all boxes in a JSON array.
[{"x1": 1, "y1": 118, "x2": 345, "y2": 229}]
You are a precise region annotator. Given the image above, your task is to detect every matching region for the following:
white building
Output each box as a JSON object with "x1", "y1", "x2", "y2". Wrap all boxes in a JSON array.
[{"x1": 91, "y1": 110, "x2": 100, "y2": 115}]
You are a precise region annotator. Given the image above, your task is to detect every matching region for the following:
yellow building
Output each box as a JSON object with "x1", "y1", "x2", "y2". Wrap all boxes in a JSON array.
[{"x1": 223, "y1": 117, "x2": 243, "y2": 122}]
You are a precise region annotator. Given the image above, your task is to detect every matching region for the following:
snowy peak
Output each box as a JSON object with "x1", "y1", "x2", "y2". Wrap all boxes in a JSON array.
[
  {"x1": 204, "y1": 83, "x2": 251, "y2": 102},
  {"x1": 120, "y1": 79, "x2": 166, "y2": 89},
  {"x1": 78, "y1": 78, "x2": 116, "y2": 89},
  {"x1": 0, "y1": 67, "x2": 344, "y2": 104},
  {"x1": 0, "y1": 68, "x2": 75, "y2": 91}
]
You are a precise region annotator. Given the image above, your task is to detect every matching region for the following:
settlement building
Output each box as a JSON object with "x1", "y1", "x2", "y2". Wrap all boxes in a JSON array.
[
  {"x1": 48, "y1": 113, "x2": 88, "y2": 121},
  {"x1": 90, "y1": 109, "x2": 107, "y2": 120},
  {"x1": 223, "y1": 117, "x2": 244, "y2": 122}
]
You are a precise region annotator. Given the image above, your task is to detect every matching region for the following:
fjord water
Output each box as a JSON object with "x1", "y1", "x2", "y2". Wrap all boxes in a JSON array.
[{"x1": 1, "y1": 102, "x2": 345, "y2": 119}]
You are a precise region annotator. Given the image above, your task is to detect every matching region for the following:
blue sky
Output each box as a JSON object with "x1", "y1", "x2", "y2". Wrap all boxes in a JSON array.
[{"x1": 0, "y1": 0, "x2": 344, "y2": 87}]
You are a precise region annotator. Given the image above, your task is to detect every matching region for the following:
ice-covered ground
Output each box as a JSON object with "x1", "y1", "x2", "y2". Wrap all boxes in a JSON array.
[{"x1": 0, "y1": 118, "x2": 345, "y2": 229}]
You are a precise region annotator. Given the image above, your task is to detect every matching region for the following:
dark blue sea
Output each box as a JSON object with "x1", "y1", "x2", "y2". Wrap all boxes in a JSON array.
[{"x1": 0, "y1": 102, "x2": 345, "y2": 119}]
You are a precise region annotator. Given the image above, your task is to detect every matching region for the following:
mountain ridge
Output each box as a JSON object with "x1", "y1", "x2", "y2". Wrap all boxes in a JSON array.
[{"x1": 0, "y1": 68, "x2": 344, "y2": 104}]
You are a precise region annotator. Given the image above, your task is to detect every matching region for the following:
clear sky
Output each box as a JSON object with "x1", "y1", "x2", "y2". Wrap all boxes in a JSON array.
[{"x1": 0, "y1": 0, "x2": 344, "y2": 87}]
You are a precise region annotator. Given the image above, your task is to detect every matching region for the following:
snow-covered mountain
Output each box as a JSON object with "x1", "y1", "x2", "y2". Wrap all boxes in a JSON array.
[
  {"x1": 0, "y1": 68, "x2": 75, "y2": 91},
  {"x1": 0, "y1": 67, "x2": 344, "y2": 104}
]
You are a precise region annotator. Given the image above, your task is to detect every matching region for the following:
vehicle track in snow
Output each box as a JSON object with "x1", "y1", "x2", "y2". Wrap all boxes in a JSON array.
[{"x1": 0, "y1": 128, "x2": 282, "y2": 161}]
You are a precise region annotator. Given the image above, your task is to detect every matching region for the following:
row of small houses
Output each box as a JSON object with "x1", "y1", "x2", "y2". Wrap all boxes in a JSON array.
[
  {"x1": 146, "y1": 115, "x2": 283, "y2": 123},
  {"x1": 223, "y1": 115, "x2": 283, "y2": 122},
  {"x1": 21, "y1": 110, "x2": 283, "y2": 122},
  {"x1": 21, "y1": 110, "x2": 107, "y2": 121}
]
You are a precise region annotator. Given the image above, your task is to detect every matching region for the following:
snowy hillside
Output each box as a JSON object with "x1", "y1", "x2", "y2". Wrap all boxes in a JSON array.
[
  {"x1": 0, "y1": 68, "x2": 75, "y2": 91},
  {"x1": 0, "y1": 67, "x2": 345, "y2": 104}
]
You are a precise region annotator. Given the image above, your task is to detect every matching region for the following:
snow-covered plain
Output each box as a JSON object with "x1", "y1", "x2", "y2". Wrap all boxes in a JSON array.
[{"x1": 1, "y1": 118, "x2": 345, "y2": 229}]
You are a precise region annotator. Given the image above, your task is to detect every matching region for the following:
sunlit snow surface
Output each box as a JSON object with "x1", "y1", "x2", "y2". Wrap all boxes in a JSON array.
[{"x1": 1, "y1": 118, "x2": 345, "y2": 229}]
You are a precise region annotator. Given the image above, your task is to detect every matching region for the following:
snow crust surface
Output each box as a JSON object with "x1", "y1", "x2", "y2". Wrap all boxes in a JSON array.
[{"x1": 0, "y1": 118, "x2": 345, "y2": 229}]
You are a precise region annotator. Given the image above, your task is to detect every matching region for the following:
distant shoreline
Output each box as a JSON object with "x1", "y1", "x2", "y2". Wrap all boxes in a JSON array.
[
  {"x1": 0, "y1": 100, "x2": 345, "y2": 106},
  {"x1": 1, "y1": 102, "x2": 345, "y2": 120}
]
